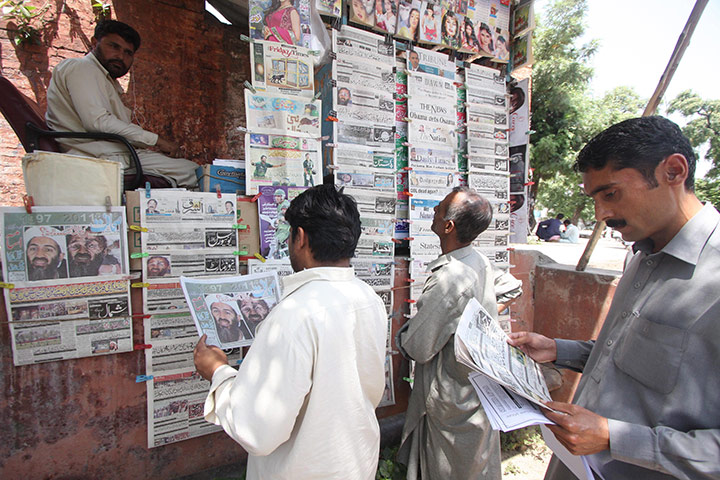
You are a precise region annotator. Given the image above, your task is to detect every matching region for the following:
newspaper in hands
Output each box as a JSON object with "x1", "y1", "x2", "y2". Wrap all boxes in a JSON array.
[{"x1": 454, "y1": 297, "x2": 553, "y2": 407}]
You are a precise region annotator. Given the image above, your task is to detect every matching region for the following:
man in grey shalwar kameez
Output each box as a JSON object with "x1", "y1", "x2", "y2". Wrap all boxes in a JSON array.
[{"x1": 397, "y1": 187, "x2": 501, "y2": 480}]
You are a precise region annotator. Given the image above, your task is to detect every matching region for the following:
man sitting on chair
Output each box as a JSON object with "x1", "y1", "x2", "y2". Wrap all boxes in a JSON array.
[{"x1": 45, "y1": 20, "x2": 198, "y2": 188}]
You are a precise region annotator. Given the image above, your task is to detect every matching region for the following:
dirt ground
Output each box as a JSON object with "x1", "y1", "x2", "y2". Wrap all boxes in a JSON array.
[{"x1": 501, "y1": 437, "x2": 552, "y2": 479}]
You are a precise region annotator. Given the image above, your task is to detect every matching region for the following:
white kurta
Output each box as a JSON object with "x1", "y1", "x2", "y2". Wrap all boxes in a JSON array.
[{"x1": 204, "y1": 267, "x2": 388, "y2": 480}]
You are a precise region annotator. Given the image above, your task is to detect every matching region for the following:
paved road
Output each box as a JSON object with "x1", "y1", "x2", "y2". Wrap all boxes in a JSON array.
[{"x1": 512, "y1": 237, "x2": 630, "y2": 273}]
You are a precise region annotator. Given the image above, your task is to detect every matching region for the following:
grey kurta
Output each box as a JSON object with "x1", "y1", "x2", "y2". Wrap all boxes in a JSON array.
[
  {"x1": 397, "y1": 245, "x2": 501, "y2": 480},
  {"x1": 546, "y1": 203, "x2": 720, "y2": 480}
]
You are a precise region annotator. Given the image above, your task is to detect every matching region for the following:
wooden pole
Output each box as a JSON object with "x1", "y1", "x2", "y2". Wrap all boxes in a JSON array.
[{"x1": 575, "y1": 0, "x2": 708, "y2": 271}]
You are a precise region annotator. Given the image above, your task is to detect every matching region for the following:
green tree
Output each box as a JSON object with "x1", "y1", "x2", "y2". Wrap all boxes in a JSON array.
[
  {"x1": 535, "y1": 86, "x2": 645, "y2": 224},
  {"x1": 668, "y1": 90, "x2": 720, "y2": 178},
  {"x1": 529, "y1": 0, "x2": 597, "y2": 224},
  {"x1": 667, "y1": 91, "x2": 720, "y2": 211}
]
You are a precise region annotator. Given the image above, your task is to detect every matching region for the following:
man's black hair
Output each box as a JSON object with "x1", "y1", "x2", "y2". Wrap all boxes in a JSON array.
[
  {"x1": 555, "y1": 213, "x2": 564, "y2": 220},
  {"x1": 575, "y1": 116, "x2": 696, "y2": 191},
  {"x1": 444, "y1": 187, "x2": 493, "y2": 244},
  {"x1": 285, "y1": 184, "x2": 361, "y2": 262},
  {"x1": 94, "y1": 20, "x2": 141, "y2": 52}
]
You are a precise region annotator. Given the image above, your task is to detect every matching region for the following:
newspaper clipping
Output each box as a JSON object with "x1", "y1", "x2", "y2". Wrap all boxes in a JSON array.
[
  {"x1": 251, "y1": 40, "x2": 316, "y2": 97},
  {"x1": 245, "y1": 133, "x2": 322, "y2": 194},
  {"x1": 245, "y1": 90, "x2": 321, "y2": 138},
  {"x1": 180, "y1": 272, "x2": 281, "y2": 348},
  {"x1": 1, "y1": 206, "x2": 132, "y2": 365}
]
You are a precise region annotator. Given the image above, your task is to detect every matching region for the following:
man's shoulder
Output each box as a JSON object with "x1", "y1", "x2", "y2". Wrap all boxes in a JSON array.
[{"x1": 53, "y1": 55, "x2": 101, "y2": 80}]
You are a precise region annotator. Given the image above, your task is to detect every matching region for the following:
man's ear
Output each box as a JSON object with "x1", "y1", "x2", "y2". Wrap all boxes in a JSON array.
[
  {"x1": 295, "y1": 226, "x2": 307, "y2": 249},
  {"x1": 444, "y1": 219, "x2": 455, "y2": 235},
  {"x1": 90, "y1": 36, "x2": 98, "y2": 49},
  {"x1": 661, "y1": 153, "x2": 689, "y2": 187}
]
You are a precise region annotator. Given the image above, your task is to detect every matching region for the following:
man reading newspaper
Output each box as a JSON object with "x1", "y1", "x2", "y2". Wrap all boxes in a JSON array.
[
  {"x1": 193, "y1": 184, "x2": 388, "y2": 479},
  {"x1": 396, "y1": 187, "x2": 501, "y2": 479},
  {"x1": 509, "y1": 117, "x2": 720, "y2": 479}
]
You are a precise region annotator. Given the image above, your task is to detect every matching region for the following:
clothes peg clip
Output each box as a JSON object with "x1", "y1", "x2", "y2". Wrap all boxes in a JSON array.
[
  {"x1": 23, "y1": 194, "x2": 34, "y2": 214},
  {"x1": 131, "y1": 282, "x2": 150, "y2": 288},
  {"x1": 145, "y1": 182, "x2": 151, "y2": 198},
  {"x1": 104, "y1": 196, "x2": 112, "y2": 213},
  {"x1": 234, "y1": 250, "x2": 249, "y2": 256},
  {"x1": 216, "y1": 185, "x2": 222, "y2": 199},
  {"x1": 0, "y1": 282, "x2": 15, "y2": 289},
  {"x1": 134, "y1": 344, "x2": 152, "y2": 350},
  {"x1": 236, "y1": 125, "x2": 248, "y2": 132},
  {"x1": 313, "y1": 90, "x2": 322, "y2": 100},
  {"x1": 135, "y1": 375, "x2": 154, "y2": 383},
  {"x1": 233, "y1": 224, "x2": 248, "y2": 230},
  {"x1": 130, "y1": 252, "x2": 149, "y2": 259},
  {"x1": 254, "y1": 253, "x2": 266, "y2": 263},
  {"x1": 244, "y1": 81, "x2": 257, "y2": 94},
  {"x1": 129, "y1": 225, "x2": 148, "y2": 232},
  {"x1": 251, "y1": 192, "x2": 262, "y2": 202}
]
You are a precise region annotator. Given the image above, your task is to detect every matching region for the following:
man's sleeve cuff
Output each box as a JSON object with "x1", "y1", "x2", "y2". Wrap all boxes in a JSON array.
[
  {"x1": 203, "y1": 364, "x2": 237, "y2": 424},
  {"x1": 607, "y1": 418, "x2": 657, "y2": 470}
]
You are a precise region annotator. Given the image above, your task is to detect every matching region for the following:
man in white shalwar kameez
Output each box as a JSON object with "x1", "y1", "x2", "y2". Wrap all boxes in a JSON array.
[
  {"x1": 397, "y1": 187, "x2": 501, "y2": 479},
  {"x1": 194, "y1": 185, "x2": 388, "y2": 480}
]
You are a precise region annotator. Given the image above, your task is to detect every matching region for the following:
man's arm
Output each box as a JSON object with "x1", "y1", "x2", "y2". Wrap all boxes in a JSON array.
[
  {"x1": 198, "y1": 312, "x2": 313, "y2": 456},
  {"x1": 59, "y1": 58, "x2": 159, "y2": 148},
  {"x1": 507, "y1": 333, "x2": 593, "y2": 373},
  {"x1": 399, "y1": 265, "x2": 475, "y2": 364},
  {"x1": 543, "y1": 404, "x2": 720, "y2": 477}
]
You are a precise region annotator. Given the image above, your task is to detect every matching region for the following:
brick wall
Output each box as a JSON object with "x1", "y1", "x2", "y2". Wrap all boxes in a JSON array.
[{"x1": 0, "y1": 0, "x2": 249, "y2": 206}]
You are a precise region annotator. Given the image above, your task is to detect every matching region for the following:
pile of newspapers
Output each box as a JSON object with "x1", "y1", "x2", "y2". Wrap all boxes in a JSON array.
[{"x1": 454, "y1": 298, "x2": 554, "y2": 432}]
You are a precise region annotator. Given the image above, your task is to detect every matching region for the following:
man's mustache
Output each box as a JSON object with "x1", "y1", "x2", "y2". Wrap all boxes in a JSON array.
[{"x1": 606, "y1": 219, "x2": 627, "y2": 229}]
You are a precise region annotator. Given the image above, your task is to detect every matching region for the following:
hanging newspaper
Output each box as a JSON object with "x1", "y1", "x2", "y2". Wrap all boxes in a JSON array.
[
  {"x1": 250, "y1": 40, "x2": 315, "y2": 98},
  {"x1": 1, "y1": 206, "x2": 129, "y2": 282},
  {"x1": 335, "y1": 166, "x2": 396, "y2": 193},
  {"x1": 408, "y1": 145, "x2": 457, "y2": 171},
  {"x1": 147, "y1": 367, "x2": 225, "y2": 448},
  {"x1": 466, "y1": 87, "x2": 506, "y2": 109},
  {"x1": 245, "y1": 90, "x2": 321, "y2": 138},
  {"x1": 455, "y1": 297, "x2": 552, "y2": 407},
  {"x1": 0, "y1": 206, "x2": 132, "y2": 365},
  {"x1": 409, "y1": 170, "x2": 459, "y2": 198},
  {"x1": 351, "y1": 257, "x2": 395, "y2": 292},
  {"x1": 257, "y1": 185, "x2": 305, "y2": 260},
  {"x1": 406, "y1": 46, "x2": 455, "y2": 80},
  {"x1": 141, "y1": 191, "x2": 236, "y2": 225},
  {"x1": 316, "y1": 0, "x2": 342, "y2": 17},
  {"x1": 245, "y1": 133, "x2": 322, "y2": 194},
  {"x1": 468, "y1": 171, "x2": 510, "y2": 201},
  {"x1": 248, "y1": 0, "x2": 312, "y2": 48},
  {"x1": 468, "y1": 155, "x2": 510, "y2": 173},
  {"x1": 145, "y1": 311, "x2": 205, "y2": 373},
  {"x1": 6, "y1": 277, "x2": 132, "y2": 366},
  {"x1": 467, "y1": 103, "x2": 508, "y2": 129},
  {"x1": 180, "y1": 272, "x2": 282, "y2": 349},
  {"x1": 466, "y1": 64, "x2": 505, "y2": 93},
  {"x1": 407, "y1": 71, "x2": 457, "y2": 103},
  {"x1": 144, "y1": 278, "x2": 186, "y2": 313},
  {"x1": 464, "y1": 0, "x2": 511, "y2": 62},
  {"x1": 377, "y1": 354, "x2": 396, "y2": 407},
  {"x1": 142, "y1": 225, "x2": 238, "y2": 253},
  {"x1": 334, "y1": 25, "x2": 395, "y2": 67},
  {"x1": 333, "y1": 144, "x2": 396, "y2": 171},
  {"x1": 335, "y1": 122, "x2": 395, "y2": 149},
  {"x1": 248, "y1": 258, "x2": 294, "y2": 279},
  {"x1": 345, "y1": 188, "x2": 397, "y2": 217},
  {"x1": 356, "y1": 235, "x2": 395, "y2": 257}
]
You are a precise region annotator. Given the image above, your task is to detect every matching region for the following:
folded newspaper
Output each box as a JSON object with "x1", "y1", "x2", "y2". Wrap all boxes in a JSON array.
[{"x1": 455, "y1": 298, "x2": 554, "y2": 410}]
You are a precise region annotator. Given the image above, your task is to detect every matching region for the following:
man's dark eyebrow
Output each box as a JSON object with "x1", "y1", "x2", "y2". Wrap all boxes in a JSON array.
[{"x1": 588, "y1": 182, "x2": 617, "y2": 197}]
